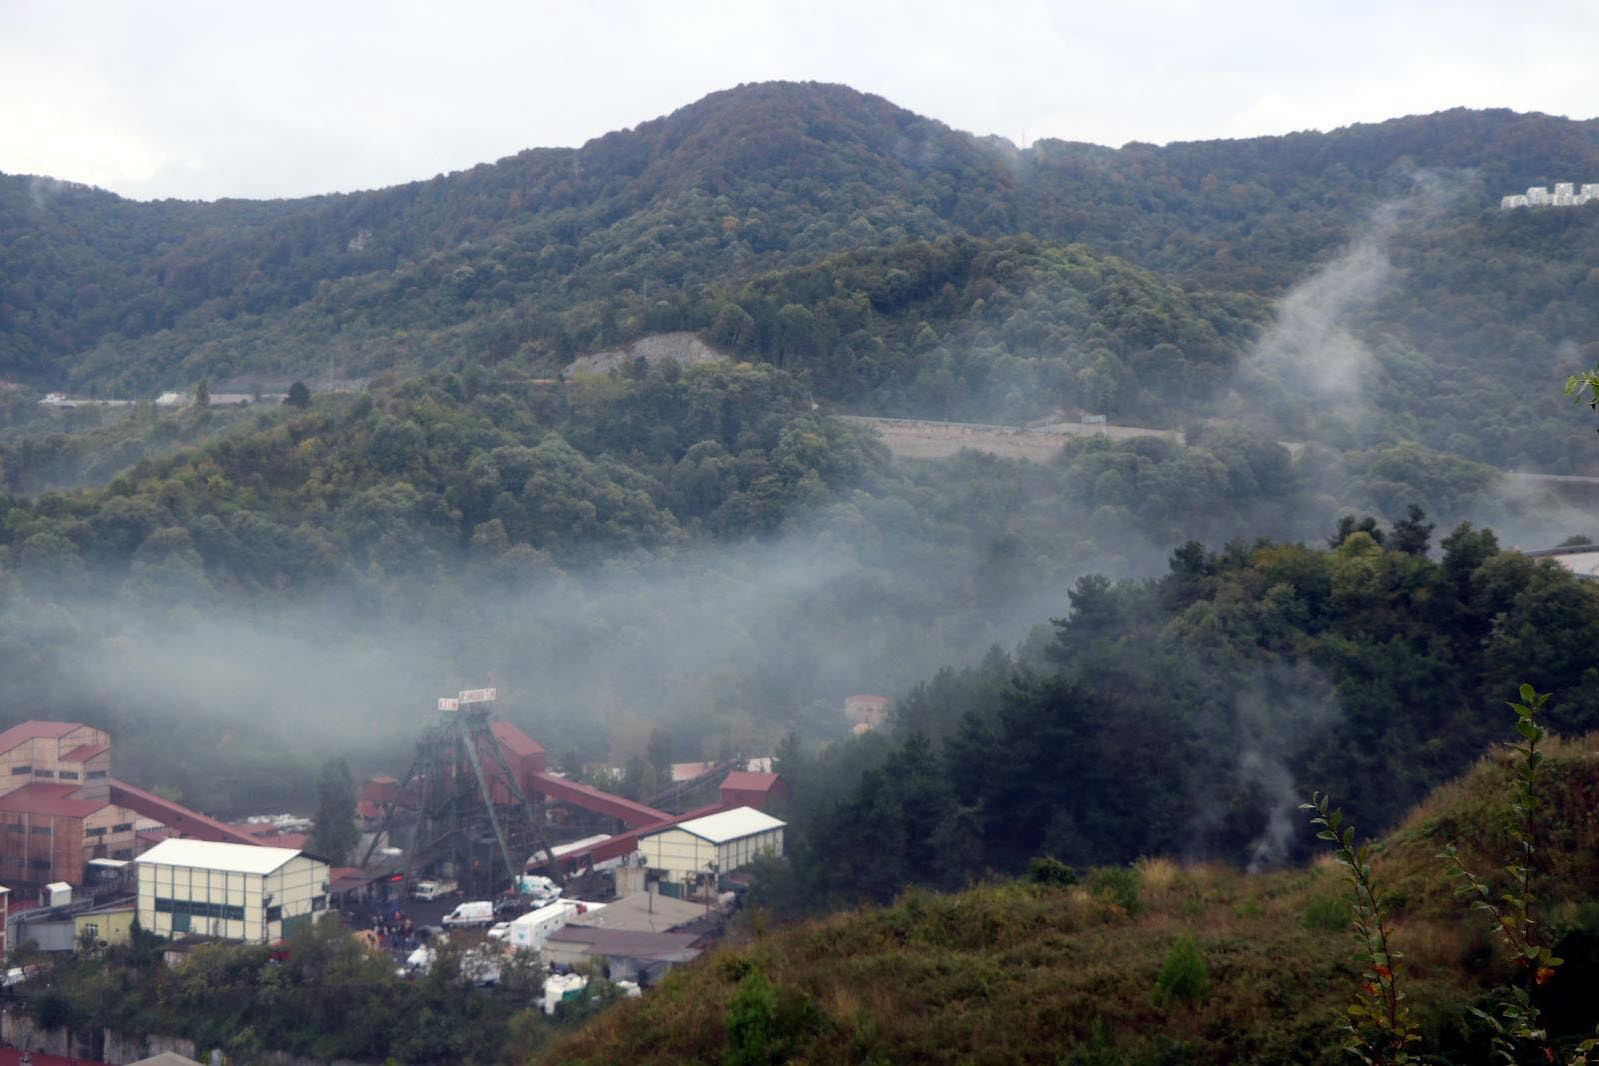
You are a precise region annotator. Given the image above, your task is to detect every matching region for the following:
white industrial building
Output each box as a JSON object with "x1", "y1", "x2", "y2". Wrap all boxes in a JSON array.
[
  {"x1": 135, "y1": 839, "x2": 330, "y2": 944},
  {"x1": 1502, "y1": 183, "x2": 1599, "y2": 209},
  {"x1": 637, "y1": 806, "x2": 785, "y2": 892}
]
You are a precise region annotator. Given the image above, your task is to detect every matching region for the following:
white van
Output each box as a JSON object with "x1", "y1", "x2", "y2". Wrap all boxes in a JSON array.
[
  {"x1": 442, "y1": 900, "x2": 495, "y2": 927},
  {"x1": 412, "y1": 879, "x2": 456, "y2": 901}
]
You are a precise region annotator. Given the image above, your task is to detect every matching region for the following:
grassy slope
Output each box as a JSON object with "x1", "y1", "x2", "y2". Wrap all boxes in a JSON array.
[{"x1": 536, "y1": 733, "x2": 1599, "y2": 1065}]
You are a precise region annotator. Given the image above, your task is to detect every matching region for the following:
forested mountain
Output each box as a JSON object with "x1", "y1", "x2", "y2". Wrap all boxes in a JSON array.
[{"x1": 7, "y1": 83, "x2": 1599, "y2": 468}]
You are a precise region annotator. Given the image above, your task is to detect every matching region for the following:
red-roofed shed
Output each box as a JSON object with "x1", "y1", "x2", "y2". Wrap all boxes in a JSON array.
[{"x1": 719, "y1": 771, "x2": 790, "y2": 811}]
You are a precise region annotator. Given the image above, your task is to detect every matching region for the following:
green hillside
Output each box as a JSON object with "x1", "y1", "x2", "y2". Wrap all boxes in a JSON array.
[
  {"x1": 537, "y1": 733, "x2": 1599, "y2": 1065},
  {"x1": 7, "y1": 84, "x2": 1599, "y2": 467}
]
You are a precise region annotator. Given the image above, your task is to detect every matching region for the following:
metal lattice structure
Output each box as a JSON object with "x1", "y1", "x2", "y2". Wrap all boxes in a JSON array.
[{"x1": 364, "y1": 692, "x2": 562, "y2": 897}]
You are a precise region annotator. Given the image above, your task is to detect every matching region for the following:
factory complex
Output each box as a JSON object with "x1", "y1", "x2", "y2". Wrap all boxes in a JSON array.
[{"x1": 0, "y1": 689, "x2": 790, "y2": 999}]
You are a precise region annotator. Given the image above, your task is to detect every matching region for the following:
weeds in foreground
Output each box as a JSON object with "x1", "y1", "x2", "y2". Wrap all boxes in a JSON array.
[
  {"x1": 1441, "y1": 686, "x2": 1597, "y2": 1066},
  {"x1": 1310, "y1": 685, "x2": 1599, "y2": 1065},
  {"x1": 1301, "y1": 792, "x2": 1418, "y2": 1065}
]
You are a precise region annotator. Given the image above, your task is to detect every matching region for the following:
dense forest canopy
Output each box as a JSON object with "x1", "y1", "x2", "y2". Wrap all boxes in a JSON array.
[
  {"x1": 7, "y1": 83, "x2": 1599, "y2": 469},
  {"x1": 752, "y1": 521, "x2": 1599, "y2": 919}
]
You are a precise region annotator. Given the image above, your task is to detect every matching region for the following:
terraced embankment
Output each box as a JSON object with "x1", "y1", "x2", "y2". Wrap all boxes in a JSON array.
[{"x1": 838, "y1": 415, "x2": 1180, "y2": 462}]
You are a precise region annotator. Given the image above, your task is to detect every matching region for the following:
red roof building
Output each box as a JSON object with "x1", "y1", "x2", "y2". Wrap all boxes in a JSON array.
[
  {"x1": 0, "y1": 721, "x2": 143, "y2": 887},
  {"x1": 719, "y1": 771, "x2": 790, "y2": 811},
  {"x1": 0, "y1": 719, "x2": 268, "y2": 890}
]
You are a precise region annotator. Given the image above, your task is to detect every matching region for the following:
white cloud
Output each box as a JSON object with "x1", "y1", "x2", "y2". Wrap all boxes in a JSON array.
[
  {"x1": 0, "y1": 51, "x2": 168, "y2": 189},
  {"x1": 1, "y1": 0, "x2": 1596, "y2": 200}
]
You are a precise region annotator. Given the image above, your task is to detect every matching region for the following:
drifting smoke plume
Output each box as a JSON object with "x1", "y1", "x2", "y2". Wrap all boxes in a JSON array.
[
  {"x1": 1233, "y1": 663, "x2": 1343, "y2": 872},
  {"x1": 1183, "y1": 661, "x2": 1343, "y2": 869},
  {"x1": 2, "y1": 486, "x2": 1177, "y2": 813},
  {"x1": 1235, "y1": 170, "x2": 1474, "y2": 439}
]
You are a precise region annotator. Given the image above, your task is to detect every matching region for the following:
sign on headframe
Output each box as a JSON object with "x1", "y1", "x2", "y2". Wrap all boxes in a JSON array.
[
  {"x1": 458, "y1": 688, "x2": 497, "y2": 705},
  {"x1": 437, "y1": 698, "x2": 460, "y2": 712}
]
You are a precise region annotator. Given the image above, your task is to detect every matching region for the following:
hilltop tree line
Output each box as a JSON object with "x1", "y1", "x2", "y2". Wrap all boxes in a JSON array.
[
  {"x1": 752, "y1": 514, "x2": 1599, "y2": 915},
  {"x1": 7, "y1": 85, "x2": 1599, "y2": 470}
]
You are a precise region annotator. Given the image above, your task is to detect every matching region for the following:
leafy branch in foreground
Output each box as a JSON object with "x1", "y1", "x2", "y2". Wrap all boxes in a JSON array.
[
  {"x1": 1301, "y1": 793, "x2": 1419, "y2": 1065},
  {"x1": 1564, "y1": 370, "x2": 1599, "y2": 431},
  {"x1": 1442, "y1": 685, "x2": 1597, "y2": 1066}
]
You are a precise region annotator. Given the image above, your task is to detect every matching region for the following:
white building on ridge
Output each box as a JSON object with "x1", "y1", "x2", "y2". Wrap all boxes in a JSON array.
[{"x1": 1502, "y1": 183, "x2": 1599, "y2": 209}]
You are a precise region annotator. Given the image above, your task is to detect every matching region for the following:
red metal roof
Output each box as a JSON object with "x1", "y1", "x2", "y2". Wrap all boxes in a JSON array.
[
  {"x1": 489, "y1": 721, "x2": 545, "y2": 757},
  {"x1": 0, "y1": 720, "x2": 86, "y2": 753},
  {"x1": 62, "y1": 743, "x2": 108, "y2": 762},
  {"x1": 107, "y1": 779, "x2": 260, "y2": 847},
  {"x1": 529, "y1": 770, "x2": 667, "y2": 828},
  {"x1": 0, "y1": 1048, "x2": 112, "y2": 1066},
  {"x1": 721, "y1": 771, "x2": 782, "y2": 793},
  {"x1": 569, "y1": 802, "x2": 729, "y2": 868},
  {"x1": 0, "y1": 783, "x2": 108, "y2": 818}
]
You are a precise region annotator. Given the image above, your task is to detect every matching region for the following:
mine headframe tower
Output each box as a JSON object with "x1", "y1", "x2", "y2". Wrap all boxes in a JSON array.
[{"x1": 367, "y1": 688, "x2": 561, "y2": 898}]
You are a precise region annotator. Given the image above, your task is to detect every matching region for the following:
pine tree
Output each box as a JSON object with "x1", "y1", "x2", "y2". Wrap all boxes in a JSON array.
[{"x1": 309, "y1": 757, "x2": 359, "y2": 865}]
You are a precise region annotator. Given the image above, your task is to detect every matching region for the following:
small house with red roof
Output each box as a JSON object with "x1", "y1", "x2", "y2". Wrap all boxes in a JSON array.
[{"x1": 719, "y1": 771, "x2": 790, "y2": 811}]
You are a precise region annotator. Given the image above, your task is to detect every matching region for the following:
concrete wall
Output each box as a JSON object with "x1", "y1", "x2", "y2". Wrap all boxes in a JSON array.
[
  {"x1": 82, "y1": 802, "x2": 141, "y2": 861},
  {"x1": 76, "y1": 906, "x2": 136, "y2": 947},
  {"x1": 0, "y1": 1009, "x2": 378, "y2": 1065}
]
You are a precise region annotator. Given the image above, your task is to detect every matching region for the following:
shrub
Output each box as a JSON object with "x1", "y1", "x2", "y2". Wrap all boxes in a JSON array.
[
  {"x1": 1302, "y1": 894, "x2": 1350, "y2": 932},
  {"x1": 1154, "y1": 935, "x2": 1210, "y2": 1008},
  {"x1": 1028, "y1": 855, "x2": 1079, "y2": 887},
  {"x1": 1087, "y1": 866, "x2": 1144, "y2": 917},
  {"x1": 724, "y1": 970, "x2": 780, "y2": 1066}
]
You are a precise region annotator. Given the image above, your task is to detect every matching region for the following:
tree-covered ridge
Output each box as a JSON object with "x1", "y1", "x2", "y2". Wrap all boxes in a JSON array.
[
  {"x1": 8, "y1": 83, "x2": 1599, "y2": 466},
  {"x1": 0, "y1": 362, "x2": 878, "y2": 591},
  {"x1": 703, "y1": 236, "x2": 1263, "y2": 422},
  {"x1": 1019, "y1": 107, "x2": 1599, "y2": 289},
  {"x1": 756, "y1": 521, "x2": 1599, "y2": 916},
  {"x1": 2, "y1": 82, "x2": 1012, "y2": 390}
]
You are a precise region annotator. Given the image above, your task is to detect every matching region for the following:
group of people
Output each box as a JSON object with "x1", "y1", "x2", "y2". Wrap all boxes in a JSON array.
[{"x1": 346, "y1": 904, "x2": 422, "y2": 957}]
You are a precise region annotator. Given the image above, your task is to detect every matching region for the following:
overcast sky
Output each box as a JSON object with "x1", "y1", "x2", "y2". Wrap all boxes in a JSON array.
[{"x1": 3, "y1": 0, "x2": 1595, "y2": 202}]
